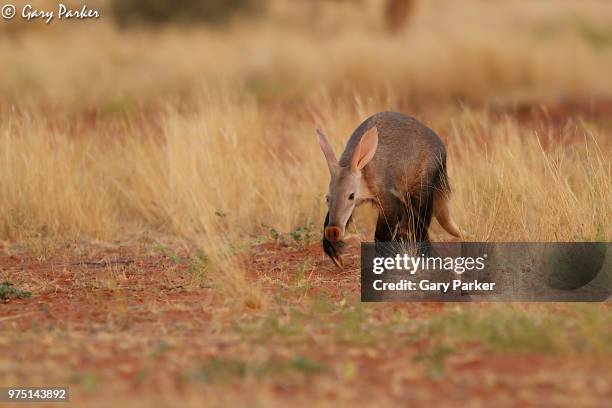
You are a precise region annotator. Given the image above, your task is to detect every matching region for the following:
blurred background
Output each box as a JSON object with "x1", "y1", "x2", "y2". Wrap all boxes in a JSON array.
[{"x1": 2, "y1": 0, "x2": 612, "y2": 113}]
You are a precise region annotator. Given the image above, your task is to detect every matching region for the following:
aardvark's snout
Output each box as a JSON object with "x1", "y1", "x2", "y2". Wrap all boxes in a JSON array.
[{"x1": 324, "y1": 226, "x2": 342, "y2": 242}]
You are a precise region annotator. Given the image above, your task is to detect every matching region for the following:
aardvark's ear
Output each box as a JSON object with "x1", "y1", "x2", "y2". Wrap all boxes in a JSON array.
[
  {"x1": 316, "y1": 128, "x2": 338, "y2": 174},
  {"x1": 351, "y1": 126, "x2": 378, "y2": 171}
]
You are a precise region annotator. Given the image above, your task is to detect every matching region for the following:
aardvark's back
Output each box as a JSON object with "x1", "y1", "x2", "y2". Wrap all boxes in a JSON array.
[{"x1": 339, "y1": 111, "x2": 447, "y2": 199}]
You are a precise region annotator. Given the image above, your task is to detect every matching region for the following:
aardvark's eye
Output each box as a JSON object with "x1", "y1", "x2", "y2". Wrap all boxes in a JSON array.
[{"x1": 349, "y1": 193, "x2": 355, "y2": 200}]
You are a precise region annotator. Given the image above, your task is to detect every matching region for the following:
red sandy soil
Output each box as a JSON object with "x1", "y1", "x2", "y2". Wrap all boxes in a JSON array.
[
  {"x1": 1, "y1": 241, "x2": 611, "y2": 406},
  {"x1": 496, "y1": 97, "x2": 612, "y2": 126}
]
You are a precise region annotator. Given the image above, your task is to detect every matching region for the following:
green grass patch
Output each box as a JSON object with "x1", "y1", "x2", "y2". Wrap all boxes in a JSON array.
[
  {"x1": 574, "y1": 17, "x2": 612, "y2": 49},
  {"x1": 186, "y1": 356, "x2": 327, "y2": 384},
  {"x1": 261, "y1": 222, "x2": 318, "y2": 247},
  {"x1": 236, "y1": 294, "x2": 395, "y2": 347},
  {"x1": 419, "y1": 304, "x2": 612, "y2": 355},
  {"x1": 235, "y1": 294, "x2": 610, "y2": 383},
  {"x1": 187, "y1": 249, "x2": 209, "y2": 286},
  {"x1": 0, "y1": 281, "x2": 32, "y2": 301},
  {"x1": 413, "y1": 344, "x2": 454, "y2": 379},
  {"x1": 71, "y1": 372, "x2": 99, "y2": 394},
  {"x1": 156, "y1": 244, "x2": 182, "y2": 263}
]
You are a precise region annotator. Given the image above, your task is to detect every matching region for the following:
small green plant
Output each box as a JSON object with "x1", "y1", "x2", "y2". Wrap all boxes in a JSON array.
[
  {"x1": 187, "y1": 356, "x2": 326, "y2": 384},
  {"x1": 188, "y1": 249, "x2": 209, "y2": 285},
  {"x1": 574, "y1": 17, "x2": 612, "y2": 49},
  {"x1": 413, "y1": 344, "x2": 454, "y2": 379},
  {"x1": 290, "y1": 357, "x2": 327, "y2": 374},
  {"x1": 194, "y1": 358, "x2": 248, "y2": 384},
  {"x1": 335, "y1": 303, "x2": 375, "y2": 345},
  {"x1": 261, "y1": 223, "x2": 317, "y2": 246},
  {"x1": 148, "y1": 340, "x2": 171, "y2": 358},
  {"x1": 289, "y1": 258, "x2": 313, "y2": 294},
  {"x1": 156, "y1": 244, "x2": 181, "y2": 263},
  {"x1": 71, "y1": 372, "x2": 99, "y2": 394},
  {"x1": 0, "y1": 282, "x2": 32, "y2": 301},
  {"x1": 288, "y1": 223, "x2": 316, "y2": 245},
  {"x1": 261, "y1": 223, "x2": 281, "y2": 241}
]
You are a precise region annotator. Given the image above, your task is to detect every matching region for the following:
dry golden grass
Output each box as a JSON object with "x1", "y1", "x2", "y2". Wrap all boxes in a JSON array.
[
  {"x1": 448, "y1": 113, "x2": 611, "y2": 242},
  {"x1": 2, "y1": 90, "x2": 611, "y2": 242}
]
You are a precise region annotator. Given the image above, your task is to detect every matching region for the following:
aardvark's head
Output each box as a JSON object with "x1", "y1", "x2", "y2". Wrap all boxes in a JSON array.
[{"x1": 316, "y1": 126, "x2": 378, "y2": 242}]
